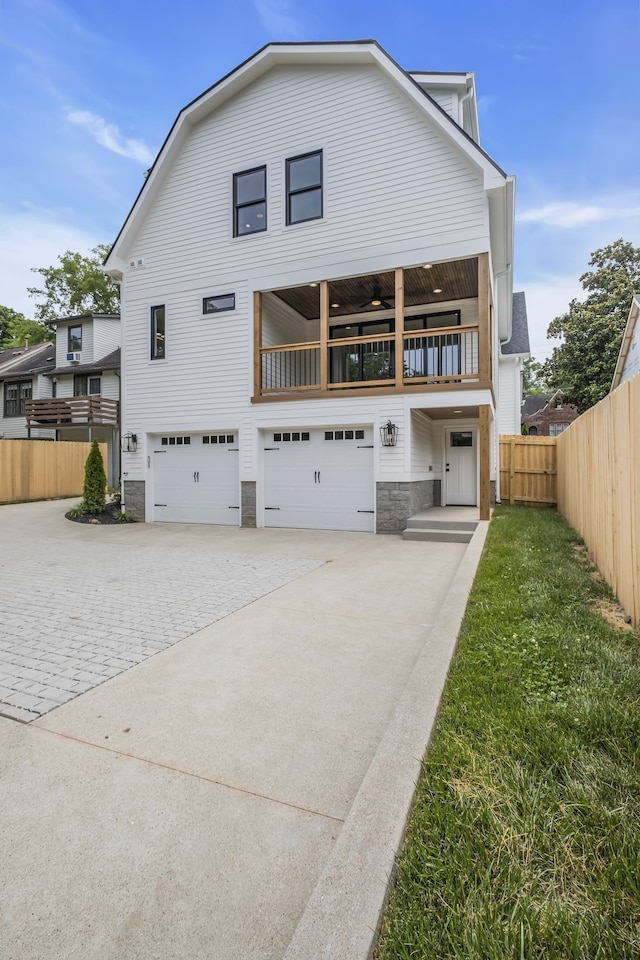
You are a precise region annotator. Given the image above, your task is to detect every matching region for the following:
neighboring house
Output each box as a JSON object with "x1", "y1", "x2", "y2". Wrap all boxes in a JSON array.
[
  {"x1": 104, "y1": 41, "x2": 523, "y2": 532},
  {"x1": 611, "y1": 295, "x2": 640, "y2": 391},
  {"x1": 24, "y1": 314, "x2": 121, "y2": 483},
  {"x1": 497, "y1": 291, "x2": 530, "y2": 435},
  {"x1": 0, "y1": 342, "x2": 56, "y2": 440},
  {"x1": 522, "y1": 391, "x2": 579, "y2": 436}
]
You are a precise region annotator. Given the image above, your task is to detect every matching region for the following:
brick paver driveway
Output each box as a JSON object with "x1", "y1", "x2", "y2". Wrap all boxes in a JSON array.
[{"x1": 0, "y1": 522, "x2": 321, "y2": 722}]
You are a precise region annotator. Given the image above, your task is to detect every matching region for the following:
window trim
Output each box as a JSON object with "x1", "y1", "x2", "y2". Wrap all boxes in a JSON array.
[
  {"x1": 4, "y1": 379, "x2": 32, "y2": 418},
  {"x1": 151, "y1": 304, "x2": 166, "y2": 360},
  {"x1": 203, "y1": 293, "x2": 236, "y2": 315},
  {"x1": 286, "y1": 150, "x2": 323, "y2": 226},
  {"x1": 68, "y1": 324, "x2": 82, "y2": 352},
  {"x1": 233, "y1": 165, "x2": 267, "y2": 238}
]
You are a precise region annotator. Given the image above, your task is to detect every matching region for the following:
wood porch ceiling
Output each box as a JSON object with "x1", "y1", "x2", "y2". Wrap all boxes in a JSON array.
[{"x1": 271, "y1": 258, "x2": 478, "y2": 320}]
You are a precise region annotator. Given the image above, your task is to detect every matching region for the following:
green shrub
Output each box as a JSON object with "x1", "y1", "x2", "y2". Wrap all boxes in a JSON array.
[
  {"x1": 82, "y1": 440, "x2": 107, "y2": 514},
  {"x1": 67, "y1": 500, "x2": 87, "y2": 518}
]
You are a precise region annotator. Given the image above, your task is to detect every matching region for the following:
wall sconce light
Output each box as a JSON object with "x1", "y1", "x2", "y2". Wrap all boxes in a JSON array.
[
  {"x1": 121, "y1": 432, "x2": 138, "y2": 453},
  {"x1": 380, "y1": 421, "x2": 398, "y2": 447}
]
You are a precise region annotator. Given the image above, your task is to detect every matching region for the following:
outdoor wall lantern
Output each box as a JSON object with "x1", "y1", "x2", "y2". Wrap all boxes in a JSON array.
[
  {"x1": 121, "y1": 432, "x2": 138, "y2": 453},
  {"x1": 380, "y1": 421, "x2": 398, "y2": 447}
]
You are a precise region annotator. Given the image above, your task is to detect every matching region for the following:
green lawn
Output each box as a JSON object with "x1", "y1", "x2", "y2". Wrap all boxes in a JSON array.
[{"x1": 376, "y1": 506, "x2": 639, "y2": 960}]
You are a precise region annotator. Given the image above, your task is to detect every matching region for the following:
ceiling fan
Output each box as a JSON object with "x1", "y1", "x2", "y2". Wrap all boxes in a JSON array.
[{"x1": 359, "y1": 279, "x2": 394, "y2": 310}]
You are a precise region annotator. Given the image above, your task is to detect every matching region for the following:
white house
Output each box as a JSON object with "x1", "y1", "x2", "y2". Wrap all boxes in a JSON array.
[
  {"x1": 105, "y1": 41, "x2": 524, "y2": 532},
  {"x1": 23, "y1": 313, "x2": 121, "y2": 483},
  {"x1": 0, "y1": 341, "x2": 56, "y2": 440},
  {"x1": 498, "y1": 291, "x2": 530, "y2": 435},
  {"x1": 611, "y1": 295, "x2": 640, "y2": 391}
]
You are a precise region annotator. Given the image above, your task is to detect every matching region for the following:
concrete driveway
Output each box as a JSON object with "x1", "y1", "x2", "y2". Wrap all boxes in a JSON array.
[{"x1": 0, "y1": 499, "x2": 487, "y2": 960}]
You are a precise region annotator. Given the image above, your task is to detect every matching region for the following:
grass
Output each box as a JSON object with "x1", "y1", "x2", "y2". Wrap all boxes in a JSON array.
[{"x1": 375, "y1": 506, "x2": 640, "y2": 960}]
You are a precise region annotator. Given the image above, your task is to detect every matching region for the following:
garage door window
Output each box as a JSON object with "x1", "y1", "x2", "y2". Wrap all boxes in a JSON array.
[
  {"x1": 203, "y1": 434, "x2": 235, "y2": 444},
  {"x1": 273, "y1": 432, "x2": 310, "y2": 442},
  {"x1": 324, "y1": 429, "x2": 365, "y2": 441},
  {"x1": 161, "y1": 436, "x2": 191, "y2": 445}
]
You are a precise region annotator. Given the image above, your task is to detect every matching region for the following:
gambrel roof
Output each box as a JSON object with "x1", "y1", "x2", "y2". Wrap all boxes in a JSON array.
[{"x1": 104, "y1": 41, "x2": 515, "y2": 332}]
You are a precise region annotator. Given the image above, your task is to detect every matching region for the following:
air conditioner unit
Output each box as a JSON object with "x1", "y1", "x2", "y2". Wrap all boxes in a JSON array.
[{"x1": 66, "y1": 352, "x2": 81, "y2": 363}]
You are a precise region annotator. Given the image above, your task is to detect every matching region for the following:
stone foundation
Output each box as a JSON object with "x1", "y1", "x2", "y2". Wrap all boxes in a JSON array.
[
  {"x1": 490, "y1": 480, "x2": 496, "y2": 505},
  {"x1": 376, "y1": 480, "x2": 435, "y2": 534},
  {"x1": 122, "y1": 480, "x2": 146, "y2": 521},
  {"x1": 241, "y1": 481, "x2": 257, "y2": 528}
]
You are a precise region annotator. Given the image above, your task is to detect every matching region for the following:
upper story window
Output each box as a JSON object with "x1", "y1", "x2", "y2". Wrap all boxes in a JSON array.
[
  {"x1": 286, "y1": 151, "x2": 322, "y2": 225},
  {"x1": 151, "y1": 305, "x2": 165, "y2": 359},
  {"x1": 4, "y1": 380, "x2": 32, "y2": 417},
  {"x1": 233, "y1": 166, "x2": 266, "y2": 237},
  {"x1": 203, "y1": 293, "x2": 235, "y2": 314},
  {"x1": 68, "y1": 325, "x2": 82, "y2": 352}
]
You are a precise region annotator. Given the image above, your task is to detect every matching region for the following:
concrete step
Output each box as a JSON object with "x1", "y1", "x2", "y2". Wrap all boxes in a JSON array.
[
  {"x1": 402, "y1": 529, "x2": 474, "y2": 543},
  {"x1": 405, "y1": 518, "x2": 478, "y2": 532}
]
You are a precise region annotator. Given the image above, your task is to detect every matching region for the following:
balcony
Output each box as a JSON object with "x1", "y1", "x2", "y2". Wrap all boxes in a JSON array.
[
  {"x1": 254, "y1": 257, "x2": 491, "y2": 400},
  {"x1": 26, "y1": 396, "x2": 120, "y2": 428}
]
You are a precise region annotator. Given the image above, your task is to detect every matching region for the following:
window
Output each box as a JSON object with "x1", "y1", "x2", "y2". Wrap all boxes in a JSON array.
[
  {"x1": 74, "y1": 374, "x2": 88, "y2": 396},
  {"x1": 4, "y1": 380, "x2": 32, "y2": 417},
  {"x1": 151, "y1": 305, "x2": 165, "y2": 359},
  {"x1": 286, "y1": 151, "x2": 322, "y2": 225},
  {"x1": 89, "y1": 377, "x2": 101, "y2": 395},
  {"x1": 451, "y1": 432, "x2": 473, "y2": 447},
  {"x1": 68, "y1": 325, "x2": 82, "y2": 352},
  {"x1": 203, "y1": 294, "x2": 235, "y2": 314},
  {"x1": 329, "y1": 318, "x2": 394, "y2": 384},
  {"x1": 549, "y1": 422, "x2": 569, "y2": 436},
  {"x1": 233, "y1": 166, "x2": 266, "y2": 236},
  {"x1": 404, "y1": 311, "x2": 462, "y2": 379}
]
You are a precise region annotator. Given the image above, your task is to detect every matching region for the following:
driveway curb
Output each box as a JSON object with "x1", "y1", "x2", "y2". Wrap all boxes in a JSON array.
[{"x1": 282, "y1": 521, "x2": 490, "y2": 960}]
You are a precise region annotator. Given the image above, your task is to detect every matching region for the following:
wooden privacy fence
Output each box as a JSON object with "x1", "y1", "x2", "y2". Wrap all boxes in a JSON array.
[
  {"x1": 0, "y1": 440, "x2": 107, "y2": 504},
  {"x1": 556, "y1": 375, "x2": 640, "y2": 626},
  {"x1": 499, "y1": 435, "x2": 557, "y2": 506}
]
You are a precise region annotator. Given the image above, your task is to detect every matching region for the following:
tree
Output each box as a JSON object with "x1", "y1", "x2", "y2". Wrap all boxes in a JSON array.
[
  {"x1": 543, "y1": 239, "x2": 640, "y2": 413},
  {"x1": 0, "y1": 305, "x2": 50, "y2": 347},
  {"x1": 27, "y1": 244, "x2": 120, "y2": 322},
  {"x1": 82, "y1": 439, "x2": 107, "y2": 514},
  {"x1": 522, "y1": 356, "x2": 548, "y2": 395}
]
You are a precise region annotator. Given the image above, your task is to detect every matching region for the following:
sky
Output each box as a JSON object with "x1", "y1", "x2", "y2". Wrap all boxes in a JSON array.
[{"x1": 1, "y1": 0, "x2": 639, "y2": 360}]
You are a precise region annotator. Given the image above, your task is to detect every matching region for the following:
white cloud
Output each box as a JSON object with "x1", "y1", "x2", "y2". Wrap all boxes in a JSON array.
[
  {"x1": 518, "y1": 200, "x2": 640, "y2": 229},
  {"x1": 253, "y1": 0, "x2": 303, "y2": 38},
  {"x1": 66, "y1": 110, "x2": 154, "y2": 166},
  {"x1": 0, "y1": 207, "x2": 100, "y2": 318}
]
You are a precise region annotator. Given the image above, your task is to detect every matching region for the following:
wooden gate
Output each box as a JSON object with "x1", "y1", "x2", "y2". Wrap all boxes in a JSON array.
[{"x1": 499, "y1": 435, "x2": 557, "y2": 506}]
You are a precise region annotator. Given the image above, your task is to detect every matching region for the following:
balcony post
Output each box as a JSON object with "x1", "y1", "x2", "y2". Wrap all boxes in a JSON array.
[
  {"x1": 394, "y1": 267, "x2": 404, "y2": 387},
  {"x1": 320, "y1": 281, "x2": 328, "y2": 391},
  {"x1": 478, "y1": 252, "x2": 490, "y2": 383},
  {"x1": 253, "y1": 291, "x2": 262, "y2": 397}
]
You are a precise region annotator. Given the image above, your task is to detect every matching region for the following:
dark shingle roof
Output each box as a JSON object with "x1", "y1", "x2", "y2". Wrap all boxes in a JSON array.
[
  {"x1": 521, "y1": 394, "x2": 550, "y2": 417},
  {"x1": 0, "y1": 342, "x2": 56, "y2": 379},
  {"x1": 502, "y1": 291, "x2": 530, "y2": 355},
  {"x1": 49, "y1": 347, "x2": 120, "y2": 377}
]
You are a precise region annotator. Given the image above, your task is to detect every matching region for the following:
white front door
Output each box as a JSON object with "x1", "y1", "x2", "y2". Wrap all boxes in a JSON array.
[
  {"x1": 153, "y1": 433, "x2": 240, "y2": 524},
  {"x1": 445, "y1": 428, "x2": 477, "y2": 505},
  {"x1": 263, "y1": 426, "x2": 375, "y2": 532}
]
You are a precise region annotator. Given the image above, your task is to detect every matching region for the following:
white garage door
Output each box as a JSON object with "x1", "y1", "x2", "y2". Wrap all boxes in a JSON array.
[
  {"x1": 263, "y1": 427, "x2": 374, "y2": 532},
  {"x1": 153, "y1": 433, "x2": 239, "y2": 524}
]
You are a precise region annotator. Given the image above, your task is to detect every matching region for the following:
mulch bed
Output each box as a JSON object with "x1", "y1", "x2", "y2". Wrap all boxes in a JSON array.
[{"x1": 65, "y1": 501, "x2": 134, "y2": 525}]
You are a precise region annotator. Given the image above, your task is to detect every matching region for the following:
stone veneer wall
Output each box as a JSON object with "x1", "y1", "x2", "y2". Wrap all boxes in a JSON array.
[
  {"x1": 123, "y1": 480, "x2": 146, "y2": 521},
  {"x1": 241, "y1": 481, "x2": 257, "y2": 528},
  {"x1": 376, "y1": 480, "x2": 435, "y2": 534}
]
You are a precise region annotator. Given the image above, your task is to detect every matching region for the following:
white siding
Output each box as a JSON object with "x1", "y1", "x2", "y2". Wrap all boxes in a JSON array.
[
  {"x1": 497, "y1": 357, "x2": 521, "y2": 435},
  {"x1": 428, "y1": 91, "x2": 455, "y2": 117},
  {"x1": 56, "y1": 321, "x2": 94, "y2": 367},
  {"x1": 409, "y1": 409, "x2": 433, "y2": 478},
  {"x1": 93, "y1": 318, "x2": 121, "y2": 362},
  {"x1": 620, "y1": 323, "x2": 640, "y2": 384},
  {"x1": 101, "y1": 371, "x2": 120, "y2": 401},
  {"x1": 262, "y1": 292, "x2": 317, "y2": 347}
]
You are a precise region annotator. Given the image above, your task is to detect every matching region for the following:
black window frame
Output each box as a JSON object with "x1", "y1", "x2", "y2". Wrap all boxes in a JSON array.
[
  {"x1": 286, "y1": 150, "x2": 323, "y2": 226},
  {"x1": 329, "y1": 317, "x2": 395, "y2": 384},
  {"x1": 203, "y1": 293, "x2": 236, "y2": 314},
  {"x1": 4, "y1": 379, "x2": 32, "y2": 417},
  {"x1": 151, "y1": 304, "x2": 166, "y2": 360},
  {"x1": 89, "y1": 376, "x2": 101, "y2": 396},
  {"x1": 233, "y1": 166, "x2": 267, "y2": 238},
  {"x1": 68, "y1": 325, "x2": 82, "y2": 352}
]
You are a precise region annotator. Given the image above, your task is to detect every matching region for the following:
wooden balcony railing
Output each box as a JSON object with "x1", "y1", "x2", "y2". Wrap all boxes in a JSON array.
[
  {"x1": 26, "y1": 396, "x2": 120, "y2": 427},
  {"x1": 258, "y1": 325, "x2": 480, "y2": 396}
]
